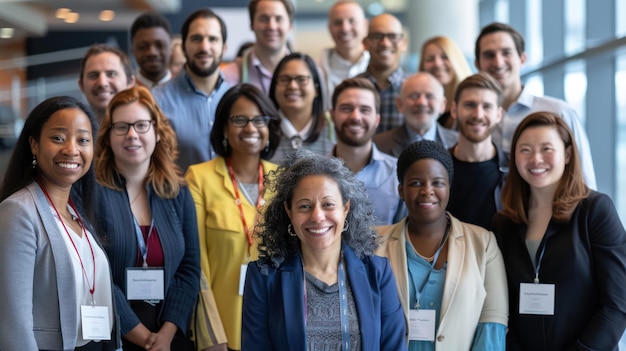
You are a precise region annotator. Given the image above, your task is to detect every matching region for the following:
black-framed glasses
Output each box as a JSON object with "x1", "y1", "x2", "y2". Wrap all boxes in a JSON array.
[
  {"x1": 276, "y1": 75, "x2": 312, "y2": 86},
  {"x1": 110, "y1": 120, "x2": 153, "y2": 135},
  {"x1": 367, "y1": 32, "x2": 404, "y2": 43},
  {"x1": 229, "y1": 115, "x2": 271, "y2": 128}
]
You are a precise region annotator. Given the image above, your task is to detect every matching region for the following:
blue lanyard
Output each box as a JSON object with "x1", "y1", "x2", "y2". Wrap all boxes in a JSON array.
[
  {"x1": 133, "y1": 217, "x2": 154, "y2": 268},
  {"x1": 406, "y1": 222, "x2": 448, "y2": 309},
  {"x1": 303, "y1": 251, "x2": 350, "y2": 351}
]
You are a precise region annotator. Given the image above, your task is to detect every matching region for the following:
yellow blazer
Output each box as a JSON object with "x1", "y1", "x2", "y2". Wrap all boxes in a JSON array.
[
  {"x1": 375, "y1": 215, "x2": 508, "y2": 350},
  {"x1": 186, "y1": 156, "x2": 277, "y2": 350}
]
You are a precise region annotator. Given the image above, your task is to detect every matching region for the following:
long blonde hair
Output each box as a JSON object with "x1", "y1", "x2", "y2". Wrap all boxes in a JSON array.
[{"x1": 419, "y1": 36, "x2": 472, "y2": 112}]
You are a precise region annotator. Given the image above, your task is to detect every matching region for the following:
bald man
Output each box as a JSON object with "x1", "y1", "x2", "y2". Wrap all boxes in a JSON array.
[
  {"x1": 374, "y1": 72, "x2": 458, "y2": 157},
  {"x1": 357, "y1": 13, "x2": 409, "y2": 133},
  {"x1": 319, "y1": 1, "x2": 370, "y2": 100}
]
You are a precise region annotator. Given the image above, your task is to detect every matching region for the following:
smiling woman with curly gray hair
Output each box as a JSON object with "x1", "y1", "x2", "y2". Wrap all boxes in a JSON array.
[{"x1": 241, "y1": 149, "x2": 406, "y2": 351}]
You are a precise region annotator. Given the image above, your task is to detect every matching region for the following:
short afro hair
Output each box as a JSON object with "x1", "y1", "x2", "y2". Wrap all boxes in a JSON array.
[{"x1": 397, "y1": 140, "x2": 454, "y2": 183}]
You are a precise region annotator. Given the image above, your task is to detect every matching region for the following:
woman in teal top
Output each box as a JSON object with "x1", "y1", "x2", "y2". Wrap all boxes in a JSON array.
[{"x1": 376, "y1": 140, "x2": 508, "y2": 350}]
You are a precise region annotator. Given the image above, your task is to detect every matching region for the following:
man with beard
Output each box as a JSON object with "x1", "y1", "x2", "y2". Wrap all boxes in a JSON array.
[
  {"x1": 447, "y1": 73, "x2": 505, "y2": 230},
  {"x1": 318, "y1": 1, "x2": 369, "y2": 101},
  {"x1": 130, "y1": 12, "x2": 173, "y2": 88},
  {"x1": 357, "y1": 13, "x2": 408, "y2": 133},
  {"x1": 475, "y1": 22, "x2": 596, "y2": 189},
  {"x1": 330, "y1": 77, "x2": 405, "y2": 225},
  {"x1": 78, "y1": 44, "x2": 135, "y2": 125},
  {"x1": 222, "y1": 0, "x2": 294, "y2": 93},
  {"x1": 374, "y1": 72, "x2": 458, "y2": 157},
  {"x1": 153, "y1": 9, "x2": 230, "y2": 171}
]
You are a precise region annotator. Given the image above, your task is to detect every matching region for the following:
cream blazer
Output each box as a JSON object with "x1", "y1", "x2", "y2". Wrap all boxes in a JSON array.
[{"x1": 375, "y1": 215, "x2": 508, "y2": 350}]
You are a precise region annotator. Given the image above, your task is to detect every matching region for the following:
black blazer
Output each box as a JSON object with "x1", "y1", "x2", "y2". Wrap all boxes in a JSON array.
[{"x1": 493, "y1": 192, "x2": 626, "y2": 350}]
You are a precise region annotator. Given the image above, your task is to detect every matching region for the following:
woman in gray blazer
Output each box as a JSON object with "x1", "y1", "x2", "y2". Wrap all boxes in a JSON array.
[{"x1": 0, "y1": 96, "x2": 119, "y2": 351}]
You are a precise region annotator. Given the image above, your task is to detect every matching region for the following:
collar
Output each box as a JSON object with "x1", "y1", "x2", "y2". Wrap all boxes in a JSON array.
[
  {"x1": 511, "y1": 85, "x2": 534, "y2": 109},
  {"x1": 323, "y1": 48, "x2": 370, "y2": 68},
  {"x1": 404, "y1": 122, "x2": 437, "y2": 142},
  {"x1": 181, "y1": 69, "x2": 225, "y2": 96},
  {"x1": 136, "y1": 70, "x2": 172, "y2": 88},
  {"x1": 279, "y1": 110, "x2": 313, "y2": 139}
]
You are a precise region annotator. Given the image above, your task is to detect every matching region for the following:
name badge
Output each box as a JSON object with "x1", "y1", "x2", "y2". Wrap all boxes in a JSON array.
[
  {"x1": 126, "y1": 267, "x2": 165, "y2": 300},
  {"x1": 81, "y1": 305, "x2": 111, "y2": 340},
  {"x1": 519, "y1": 283, "x2": 555, "y2": 315},
  {"x1": 408, "y1": 309, "x2": 436, "y2": 341},
  {"x1": 238, "y1": 264, "x2": 248, "y2": 296}
]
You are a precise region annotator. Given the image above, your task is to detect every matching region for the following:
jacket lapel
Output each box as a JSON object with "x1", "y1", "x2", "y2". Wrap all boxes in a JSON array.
[
  {"x1": 439, "y1": 215, "x2": 465, "y2": 323},
  {"x1": 344, "y1": 246, "x2": 376, "y2": 349},
  {"x1": 29, "y1": 183, "x2": 79, "y2": 349},
  {"x1": 281, "y1": 254, "x2": 307, "y2": 350}
]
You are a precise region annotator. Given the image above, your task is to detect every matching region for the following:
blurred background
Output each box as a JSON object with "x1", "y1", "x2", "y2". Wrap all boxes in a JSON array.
[{"x1": 0, "y1": 0, "x2": 624, "y2": 225}]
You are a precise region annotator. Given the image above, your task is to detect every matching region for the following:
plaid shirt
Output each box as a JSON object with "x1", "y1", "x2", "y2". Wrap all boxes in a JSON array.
[{"x1": 357, "y1": 67, "x2": 409, "y2": 133}]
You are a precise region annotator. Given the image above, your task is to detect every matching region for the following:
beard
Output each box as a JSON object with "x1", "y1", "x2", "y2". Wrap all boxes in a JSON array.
[
  {"x1": 336, "y1": 122, "x2": 376, "y2": 147},
  {"x1": 458, "y1": 118, "x2": 497, "y2": 143},
  {"x1": 185, "y1": 53, "x2": 221, "y2": 78}
]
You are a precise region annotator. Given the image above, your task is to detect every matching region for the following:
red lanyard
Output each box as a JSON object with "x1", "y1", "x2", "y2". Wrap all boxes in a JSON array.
[
  {"x1": 38, "y1": 181, "x2": 96, "y2": 301},
  {"x1": 226, "y1": 158, "x2": 264, "y2": 256}
]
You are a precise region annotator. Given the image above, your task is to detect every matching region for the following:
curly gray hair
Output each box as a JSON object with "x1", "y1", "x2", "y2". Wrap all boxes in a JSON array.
[{"x1": 256, "y1": 150, "x2": 379, "y2": 268}]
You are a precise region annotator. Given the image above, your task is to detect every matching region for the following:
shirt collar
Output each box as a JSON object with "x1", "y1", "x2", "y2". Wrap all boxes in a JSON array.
[
  {"x1": 404, "y1": 122, "x2": 437, "y2": 142},
  {"x1": 136, "y1": 70, "x2": 172, "y2": 88},
  {"x1": 279, "y1": 110, "x2": 313, "y2": 139}
]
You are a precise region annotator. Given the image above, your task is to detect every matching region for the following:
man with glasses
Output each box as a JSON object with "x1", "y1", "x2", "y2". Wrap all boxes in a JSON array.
[
  {"x1": 222, "y1": 0, "x2": 294, "y2": 93},
  {"x1": 153, "y1": 9, "x2": 230, "y2": 171},
  {"x1": 374, "y1": 72, "x2": 458, "y2": 157},
  {"x1": 330, "y1": 77, "x2": 405, "y2": 225},
  {"x1": 357, "y1": 13, "x2": 409, "y2": 133}
]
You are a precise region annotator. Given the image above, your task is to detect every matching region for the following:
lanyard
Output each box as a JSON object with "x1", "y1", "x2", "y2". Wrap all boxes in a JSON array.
[
  {"x1": 133, "y1": 217, "x2": 155, "y2": 268},
  {"x1": 406, "y1": 221, "x2": 449, "y2": 309},
  {"x1": 303, "y1": 251, "x2": 350, "y2": 351},
  {"x1": 39, "y1": 181, "x2": 96, "y2": 304},
  {"x1": 226, "y1": 158, "x2": 264, "y2": 256},
  {"x1": 533, "y1": 239, "x2": 548, "y2": 284}
]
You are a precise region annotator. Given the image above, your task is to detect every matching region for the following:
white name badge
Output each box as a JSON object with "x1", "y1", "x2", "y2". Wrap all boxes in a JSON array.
[
  {"x1": 238, "y1": 264, "x2": 248, "y2": 296},
  {"x1": 408, "y1": 309, "x2": 436, "y2": 341},
  {"x1": 126, "y1": 268, "x2": 165, "y2": 300},
  {"x1": 519, "y1": 283, "x2": 555, "y2": 315},
  {"x1": 81, "y1": 305, "x2": 111, "y2": 340}
]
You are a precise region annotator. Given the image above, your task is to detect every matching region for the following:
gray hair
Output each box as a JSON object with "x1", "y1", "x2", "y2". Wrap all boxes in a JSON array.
[{"x1": 255, "y1": 150, "x2": 378, "y2": 268}]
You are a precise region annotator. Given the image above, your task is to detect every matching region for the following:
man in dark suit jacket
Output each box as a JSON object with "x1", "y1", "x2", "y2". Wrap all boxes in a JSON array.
[{"x1": 373, "y1": 72, "x2": 458, "y2": 157}]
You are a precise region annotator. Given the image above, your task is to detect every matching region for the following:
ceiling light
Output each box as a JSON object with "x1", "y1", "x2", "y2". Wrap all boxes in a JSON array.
[
  {"x1": 99, "y1": 10, "x2": 115, "y2": 22},
  {"x1": 56, "y1": 8, "x2": 71, "y2": 19},
  {"x1": 0, "y1": 28, "x2": 14, "y2": 39},
  {"x1": 64, "y1": 12, "x2": 79, "y2": 24}
]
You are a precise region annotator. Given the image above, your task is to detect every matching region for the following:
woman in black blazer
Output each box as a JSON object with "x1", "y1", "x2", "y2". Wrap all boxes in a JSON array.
[{"x1": 493, "y1": 111, "x2": 626, "y2": 350}]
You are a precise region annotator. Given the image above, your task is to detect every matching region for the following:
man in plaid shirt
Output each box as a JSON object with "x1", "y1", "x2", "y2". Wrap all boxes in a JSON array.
[{"x1": 357, "y1": 13, "x2": 409, "y2": 133}]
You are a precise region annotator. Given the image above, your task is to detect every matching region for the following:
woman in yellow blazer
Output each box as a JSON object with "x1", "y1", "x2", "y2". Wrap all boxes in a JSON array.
[
  {"x1": 185, "y1": 84, "x2": 281, "y2": 351},
  {"x1": 375, "y1": 141, "x2": 508, "y2": 351}
]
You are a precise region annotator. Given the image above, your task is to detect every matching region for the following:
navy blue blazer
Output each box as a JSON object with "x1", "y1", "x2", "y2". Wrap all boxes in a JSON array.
[
  {"x1": 96, "y1": 176, "x2": 200, "y2": 335},
  {"x1": 241, "y1": 245, "x2": 407, "y2": 351}
]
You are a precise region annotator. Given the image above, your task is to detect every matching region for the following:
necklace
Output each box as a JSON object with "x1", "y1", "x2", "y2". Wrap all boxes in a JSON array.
[
  {"x1": 412, "y1": 214, "x2": 452, "y2": 263},
  {"x1": 129, "y1": 188, "x2": 143, "y2": 205}
]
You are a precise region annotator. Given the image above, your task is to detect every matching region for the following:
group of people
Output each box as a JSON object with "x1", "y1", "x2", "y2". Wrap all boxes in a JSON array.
[{"x1": 0, "y1": 1, "x2": 625, "y2": 351}]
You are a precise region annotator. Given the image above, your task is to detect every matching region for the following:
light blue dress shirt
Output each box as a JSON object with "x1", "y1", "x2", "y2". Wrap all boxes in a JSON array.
[
  {"x1": 152, "y1": 71, "x2": 231, "y2": 171},
  {"x1": 405, "y1": 239, "x2": 505, "y2": 351},
  {"x1": 355, "y1": 144, "x2": 406, "y2": 225}
]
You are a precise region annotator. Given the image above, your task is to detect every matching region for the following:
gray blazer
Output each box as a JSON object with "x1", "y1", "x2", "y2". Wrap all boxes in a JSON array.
[
  {"x1": 0, "y1": 182, "x2": 118, "y2": 351},
  {"x1": 373, "y1": 123, "x2": 459, "y2": 157}
]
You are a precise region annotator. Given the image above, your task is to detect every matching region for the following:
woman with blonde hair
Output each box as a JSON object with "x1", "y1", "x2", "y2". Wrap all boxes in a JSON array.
[
  {"x1": 95, "y1": 85, "x2": 200, "y2": 350},
  {"x1": 419, "y1": 36, "x2": 472, "y2": 129}
]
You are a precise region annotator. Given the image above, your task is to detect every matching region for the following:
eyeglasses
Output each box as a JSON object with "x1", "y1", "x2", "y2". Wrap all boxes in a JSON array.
[
  {"x1": 229, "y1": 115, "x2": 271, "y2": 128},
  {"x1": 367, "y1": 32, "x2": 404, "y2": 43},
  {"x1": 276, "y1": 75, "x2": 311, "y2": 86},
  {"x1": 110, "y1": 120, "x2": 153, "y2": 136}
]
